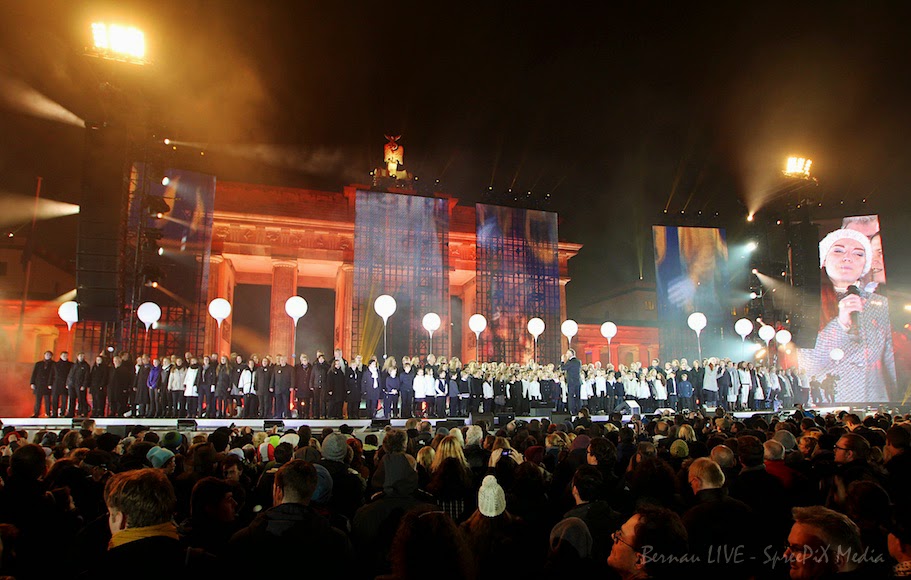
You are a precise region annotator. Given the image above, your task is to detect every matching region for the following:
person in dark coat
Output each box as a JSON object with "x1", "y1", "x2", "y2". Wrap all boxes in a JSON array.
[
  {"x1": 345, "y1": 355, "x2": 363, "y2": 419},
  {"x1": 89, "y1": 354, "x2": 111, "y2": 418},
  {"x1": 294, "y1": 353, "x2": 313, "y2": 418},
  {"x1": 86, "y1": 467, "x2": 214, "y2": 580},
  {"x1": 229, "y1": 460, "x2": 351, "y2": 574},
  {"x1": 326, "y1": 358, "x2": 347, "y2": 419},
  {"x1": 399, "y1": 357, "x2": 416, "y2": 419},
  {"x1": 562, "y1": 348, "x2": 583, "y2": 416},
  {"x1": 361, "y1": 356, "x2": 382, "y2": 419},
  {"x1": 51, "y1": 351, "x2": 73, "y2": 418},
  {"x1": 199, "y1": 356, "x2": 217, "y2": 418},
  {"x1": 214, "y1": 356, "x2": 232, "y2": 419},
  {"x1": 254, "y1": 357, "x2": 274, "y2": 419},
  {"x1": 318, "y1": 432, "x2": 366, "y2": 523},
  {"x1": 132, "y1": 355, "x2": 151, "y2": 418},
  {"x1": 29, "y1": 350, "x2": 54, "y2": 418},
  {"x1": 66, "y1": 352, "x2": 92, "y2": 417},
  {"x1": 270, "y1": 355, "x2": 294, "y2": 419},
  {"x1": 309, "y1": 351, "x2": 330, "y2": 419},
  {"x1": 352, "y1": 453, "x2": 436, "y2": 578},
  {"x1": 683, "y1": 457, "x2": 758, "y2": 578},
  {"x1": 107, "y1": 355, "x2": 134, "y2": 418}
]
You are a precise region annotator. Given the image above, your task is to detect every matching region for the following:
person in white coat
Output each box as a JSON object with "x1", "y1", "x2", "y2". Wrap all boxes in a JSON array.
[
  {"x1": 167, "y1": 357, "x2": 187, "y2": 418},
  {"x1": 238, "y1": 359, "x2": 256, "y2": 418},
  {"x1": 183, "y1": 356, "x2": 201, "y2": 418}
]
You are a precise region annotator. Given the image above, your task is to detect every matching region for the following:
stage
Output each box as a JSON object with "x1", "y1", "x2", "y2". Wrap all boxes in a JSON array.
[{"x1": 0, "y1": 405, "x2": 862, "y2": 439}]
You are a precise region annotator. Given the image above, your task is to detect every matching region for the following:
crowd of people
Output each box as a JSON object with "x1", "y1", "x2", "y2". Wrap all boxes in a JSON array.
[
  {"x1": 29, "y1": 346, "x2": 828, "y2": 421},
  {"x1": 0, "y1": 404, "x2": 911, "y2": 578}
]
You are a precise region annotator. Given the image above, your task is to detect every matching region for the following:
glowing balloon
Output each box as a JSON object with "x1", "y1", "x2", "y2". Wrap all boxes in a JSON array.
[
  {"x1": 527, "y1": 317, "x2": 545, "y2": 340},
  {"x1": 758, "y1": 324, "x2": 776, "y2": 345},
  {"x1": 208, "y1": 298, "x2": 232, "y2": 328},
  {"x1": 57, "y1": 301, "x2": 78, "y2": 331},
  {"x1": 561, "y1": 319, "x2": 578, "y2": 340},
  {"x1": 830, "y1": 348, "x2": 845, "y2": 361},
  {"x1": 284, "y1": 296, "x2": 308, "y2": 326},
  {"x1": 422, "y1": 312, "x2": 441, "y2": 333},
  {"x1": 469, "y1": 314, "x2": 488, "y2": 338},
  {"x1": 687, "y1": 312, "x2": 707, "y2": 335},
  {"x1": 734, "y1": 318, "x2": 754, "y2": 339},
  {"x1": 775, "y1": 329, "x2": 792, "y2": 345},
  {"x1": 600, "y1": 321, "x2": 618, "y2": 341},
  {"x1": 137, "y1": 302, "x2": 162, "y2": 332},
  {"x1": 373, "y1": 294, "x2": 397, "y2": 322}
]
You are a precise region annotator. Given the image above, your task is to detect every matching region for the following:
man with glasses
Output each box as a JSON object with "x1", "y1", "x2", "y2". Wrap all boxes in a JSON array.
[
  {"x1": 607, "y1": 505, "x2": 688, "y2": 579},
  {"x1": 784, "y1": 506, "x2": 864, "y2": 579}
]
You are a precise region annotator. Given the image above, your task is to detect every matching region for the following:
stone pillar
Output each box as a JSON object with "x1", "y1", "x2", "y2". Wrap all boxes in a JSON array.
[
  {"x1": 205, "y1": 255, "x2": 229, "y2": 356},
  {"x1": 269, "y1": 259, "x2": 298, "y2": 357},
  {"x1": 609, "y1": 343, "x2": 620, "y2": 368},
  {"x1": 638, "y1": 346, "x2": 649, "y2": 366},
  {"x1": 461, "y1": 277, "x2": 476, "y2": 362},
  {"x1": 334, "y1": 263, "x2": 354, "y2": 357}
]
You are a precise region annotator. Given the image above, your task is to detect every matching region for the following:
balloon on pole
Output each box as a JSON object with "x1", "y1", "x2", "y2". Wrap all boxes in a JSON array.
[
  {"x1": 208, "y1": 298, "x2": 232, "y2": 328},
  {"x1": 600, "y1": 321, "x2": 618, "y2": 364},
  {"x1": 561, "y1": 319, "x2": 578, "y2": 346},
  {"x1": 58, "y1": 301, "x2": 78, "y2": 331},
  {"x1": 422, "y1": 312, "x2": 441, "y2": 354},
  {"x1": 758, "y1": 324, "x2": 776, "y2": 346},
  {"x1": 284, "y1": 296, "x2": 308, "y2": 326},
  {"x1": 137, "y1": 301, "x2": 162, "y2": 332},
  {"x1": 830, "y1": 348, "x2": 845, "y2": 361},
  {"x1": 374, "y1": 294, "x2": 397, "y2": 358},
  {"x1": 468, "y1": 314, "x2": 487, "y2": 341},
  {"x1": 687, "y1": 312, "x2": 707, "y2": 360},
  {"x1": 775, "y1": 329, "x2": 792, "y2": 346},
  {"x1": 527, "y1": 317, "x2": 545, "y2": 363},
  {"x1": 734, "y1": 318, "x2": 754, "y2": 359}
]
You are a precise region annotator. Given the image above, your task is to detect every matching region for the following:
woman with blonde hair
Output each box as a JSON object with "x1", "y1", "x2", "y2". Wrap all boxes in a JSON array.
[
  {"x1": 432, "y1": 435, "x2": 469, "y2": 472},
  {"x1": 677, "y1": 424, "x2": 697, "y2": 443}
]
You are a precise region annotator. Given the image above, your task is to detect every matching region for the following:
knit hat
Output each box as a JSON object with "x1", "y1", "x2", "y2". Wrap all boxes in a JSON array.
[
  {"x1": 312, "y1": 463, "x2": 333, "y2": 505},
  {"x1": 670, "y1": 439, "x2": 690, "y2": 459},
  {"x1": 571, "y1": 434, "x2": 591, "y2": 452},
  {"x1": 162, "y1": 431, "x2": 181, "y2": 450},
  {"x1": 478, "y1": 475, "x2": 506, "y2": 517},
  {"x1": 524, "y1": 445, "x2": 545, "y2": 465},
  {"x1": 550, "y1": 517, "x2": 593, "y2": 558},
  {"x1": 321, "y1": 432, "x2": 349, "y2": 462},
  {"x1": 146, "y1": 446, "x2": 175, "y2": 469},
  {"x1": 818, "y1": 228, "x2": 873, "y2": 276},
  {"x1": 228, "y1": 448, "x2": 245, "y2": 461},
  {"x1": 279, "y1": 433, "x2": 300, "y2": 448},
  {"x1": 258, "y1": 442, "x2": 275, "y2": 463}
]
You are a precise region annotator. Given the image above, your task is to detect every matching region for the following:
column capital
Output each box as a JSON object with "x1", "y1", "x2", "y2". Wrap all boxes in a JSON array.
[
  {"x1": 209, "y1": 254, "x2": 225, "y2": 264},
  {"x1": 340, "y1": 262, "x2": 354, "y2": 273},
  {"x1": 271, "y1": 258, "x2": 298, "y2": 269}
]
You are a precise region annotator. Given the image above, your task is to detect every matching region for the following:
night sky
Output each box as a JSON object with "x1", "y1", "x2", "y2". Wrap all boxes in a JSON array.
[{"x1": 2, "y1": 1, "x2": 911, "y2": 316}]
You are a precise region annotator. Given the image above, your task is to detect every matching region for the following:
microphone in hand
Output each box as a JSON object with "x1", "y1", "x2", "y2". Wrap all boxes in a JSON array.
[{"x1": 845, "y1": 285, "x2": 861, "y2": 333}]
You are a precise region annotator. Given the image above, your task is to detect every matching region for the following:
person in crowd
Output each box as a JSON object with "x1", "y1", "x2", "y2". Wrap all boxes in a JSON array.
[
  {"x1": 607, "y1": 505, "x2": 689, "y2": 580},
  {"x1": 168, "y1": 357, "x2": 187, "y2": 418},
  {"x1": 214, "y1": 355, "x2": 232, "y2": 419},
  {"x1": 270, "y1": 354, "x2": 294, "y2": 419},
  {"x1": 90, "y1": 354, "x2": 111, "y2": 418},
  {"x1": 361, "y1": 356, "x2": 382, "y2": 420},
  {"x1": 309, "y1": 351, "x2": 330, "y2": 419},
  {"x1": 346, "y1": 354, "x2": 363, "y2": 419},
  {"x1": 327, "y1": 356, "x2": 347, "y2": 419},
  {"x1": 784, "y1": 505, "x2": 868, "y2": 579},
  {"x1": 66, "y1": 352, "x2": 92, "y2": 418},
  {"x1": 255, "y1": 356, "x2": 275, "y2": 419}
]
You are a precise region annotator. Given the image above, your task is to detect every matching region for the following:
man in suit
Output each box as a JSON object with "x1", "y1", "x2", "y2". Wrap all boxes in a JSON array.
[
  {"x1": 562, "y1": 348, "x2": 582, "y2": 416},
  {"x1": 30, "y1": 350, "x2": 54, "y2": 418}
]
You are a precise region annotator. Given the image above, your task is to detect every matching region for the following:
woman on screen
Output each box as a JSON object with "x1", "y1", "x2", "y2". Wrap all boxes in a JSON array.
[{"x1": 797, "y1": 228, "x2": 896, "y2": 402}]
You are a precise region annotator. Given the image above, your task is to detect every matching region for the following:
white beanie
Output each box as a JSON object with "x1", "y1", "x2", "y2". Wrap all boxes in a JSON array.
[
  {"x1": 818, "y1": 228, "x2": 873, "y2": 276},
  {"x1": 478, "y1": 475, "x2": 506, "y2": 517}
]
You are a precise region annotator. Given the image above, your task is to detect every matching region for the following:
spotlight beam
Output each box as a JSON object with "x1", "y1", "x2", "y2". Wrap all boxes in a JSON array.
[{"x1": 0, "y1": 76, "x2": 85, "y2": 128}]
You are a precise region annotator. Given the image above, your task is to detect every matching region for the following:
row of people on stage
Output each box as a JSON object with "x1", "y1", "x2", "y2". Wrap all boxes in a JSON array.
[{"x1": 30, "y1": 347, "x2": 817, "y2": 419}]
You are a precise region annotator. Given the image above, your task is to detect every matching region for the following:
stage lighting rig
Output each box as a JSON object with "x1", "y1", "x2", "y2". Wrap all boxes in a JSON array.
[
  {"x1": 88, "y1": 22, "x2": 147, "y2": 64},
  {"x1": 145, "y1": 195, "x2": 171, "y2": 219}
]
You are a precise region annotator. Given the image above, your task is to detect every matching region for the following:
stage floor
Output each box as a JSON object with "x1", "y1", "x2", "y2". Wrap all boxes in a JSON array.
[{"x1": 0, "y1": 405, "x2": 855, "y2": 436}]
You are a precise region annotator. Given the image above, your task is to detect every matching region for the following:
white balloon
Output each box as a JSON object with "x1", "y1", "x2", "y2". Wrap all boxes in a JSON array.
[
  {"x1": 208, "y1": 298, "x2": 232, "y2": 327},
  {"x1": 373, "y1": 294, "x2": 397, "y2": 322},
  {"x1": 57, "y1": 301, "x2": 78, "y2": 330},
  {"x1": 687, "y1": 312, "x2": 707, "y2": 334},
  {"x1": 758, "y1": 324, "x2": 776, "y2": 344},
  {"x1": 775, "y1": 329, "x2": 792, "y2": 345},
  {"x1": 527, "y1": 317, "x2": 545, "y2": 339},
  {"x1": 285, "y1": 296, "x2": 308, "y2": 326},
  {"x1": 422, "y1": 312, "x2": 441, "y2": 333},
  {"x1": 830, "y1": 348, "x2": 845, "y2": 361},
  {"x1": 468, "y1": 314, "x2": 488, "y2": 335},
  {"x1": 561, "y1": 319, "x2": 578, "y2": 339},
  {"x1": 137, "y1": 302, "x2": 162, "y2": 331},
  {"x1": 600, "y1": 321, "x2": 618, "y2": 340},
  {"x1": 734, "y1": 318, "x2": 754, "y2": 339}
]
